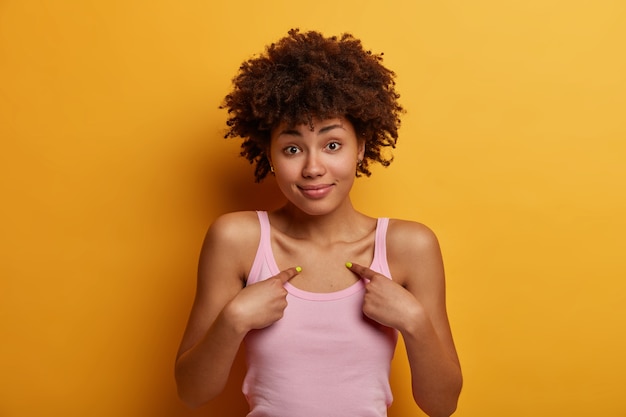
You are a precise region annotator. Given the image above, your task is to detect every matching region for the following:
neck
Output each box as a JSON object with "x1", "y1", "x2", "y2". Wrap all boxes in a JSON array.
[{"x1": 273, "y1": 200, "x2": 370, "y2": 244}]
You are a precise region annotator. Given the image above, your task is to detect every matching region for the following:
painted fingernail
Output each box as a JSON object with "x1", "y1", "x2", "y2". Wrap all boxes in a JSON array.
[
  {"x1": 296, "y1": 266, "x2": 302, "y2": 273},
  {"x1": 345, "y1": 262, "x2": 353, "y2": 268}
]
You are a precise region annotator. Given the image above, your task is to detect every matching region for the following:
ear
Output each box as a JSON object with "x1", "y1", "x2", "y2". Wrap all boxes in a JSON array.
[
  {"x1": 357, "y1": 139, "x2": 366, "y2": 161},
  {"x1": 264, "y1": 144, "x2": 273, "y2": 164},
  {"x1": 265, "y1": 153, "x2": 273, "y2": 170}
]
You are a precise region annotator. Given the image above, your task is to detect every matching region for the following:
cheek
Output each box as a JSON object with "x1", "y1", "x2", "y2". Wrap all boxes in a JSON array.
[
  {"x1": 273, "y1": 160, "x2": 301, "y2": 182},
  {"x1": 332, "y1": 158, "x2": 357, "y2": 175}
]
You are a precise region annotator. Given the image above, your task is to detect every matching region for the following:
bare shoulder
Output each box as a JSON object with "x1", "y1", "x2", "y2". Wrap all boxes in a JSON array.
[
  {"x1": 386, "y1": 219, "x2": 444, "y2": 290},
  {"x1": 200, "y1": 211, "x2": 261, "y2": 281},
  {"x1": 205, "y1": 211, "x2": 260, "y2": 245},
  {"x1": 386, "y1": 219, "x2": 441, "y2": 258}
]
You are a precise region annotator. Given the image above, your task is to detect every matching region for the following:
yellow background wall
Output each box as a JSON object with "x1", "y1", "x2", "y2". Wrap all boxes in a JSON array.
[{"x1": 1, "y1": 1, "x2": 625, "y2": 416}]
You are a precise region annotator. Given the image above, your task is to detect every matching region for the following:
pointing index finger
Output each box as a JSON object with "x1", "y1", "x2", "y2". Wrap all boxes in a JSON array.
[
  {"x1": 345, "y1": 262, "x2": 375, "y2": 281},
  {"x1": 277, "y1": 266, "x2": 302, "y2": 284}
]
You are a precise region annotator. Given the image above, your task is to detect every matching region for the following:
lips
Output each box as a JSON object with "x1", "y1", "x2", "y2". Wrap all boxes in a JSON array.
[{"x1": 298, "y1": 184, "x2": 334, "y2": 199}]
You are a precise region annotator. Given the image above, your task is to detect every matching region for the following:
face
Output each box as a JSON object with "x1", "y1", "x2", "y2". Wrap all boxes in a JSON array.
[{"x1": 269, "y1": 116, "x2": 365, "y2": 216}]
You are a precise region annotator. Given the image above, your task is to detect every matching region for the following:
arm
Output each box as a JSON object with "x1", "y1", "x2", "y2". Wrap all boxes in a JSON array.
[
  {"x1": 348, "y1": 221, "x2": 462, "y2": 417},
  {"x1": 175, "y1": 212, "x2": 299, "y2": 408}
]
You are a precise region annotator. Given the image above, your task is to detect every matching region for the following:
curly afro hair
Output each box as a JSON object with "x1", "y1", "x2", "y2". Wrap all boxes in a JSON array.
[{"x1": 221, "y1": 28, "x2": 404, "y2": 182}]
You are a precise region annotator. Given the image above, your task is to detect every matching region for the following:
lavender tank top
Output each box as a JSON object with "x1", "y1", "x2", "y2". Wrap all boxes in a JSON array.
[{"x1": 243, "y1": 211, "x2": 398, "y2": 417}]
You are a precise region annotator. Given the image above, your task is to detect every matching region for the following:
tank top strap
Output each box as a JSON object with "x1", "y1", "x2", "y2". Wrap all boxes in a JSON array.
[
  {"x1": 372, "y1": 218, "x2": 392, "y2": 279},
  {"x1": 247, "y1": 211, "x2": 272, "y2": 285},
  {"x1": 256, "y1": 210, "x2": 270, "y2": 239}
]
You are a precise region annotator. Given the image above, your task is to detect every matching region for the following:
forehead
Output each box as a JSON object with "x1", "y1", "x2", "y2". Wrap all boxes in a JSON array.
[{"x1": 272, "y1": 116, "x2": 354, "y2": 135}]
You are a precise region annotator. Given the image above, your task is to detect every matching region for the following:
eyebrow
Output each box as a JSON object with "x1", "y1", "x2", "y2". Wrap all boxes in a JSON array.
[{"x1": 278, "y1": 124, "x2": 344, "y2": 137}]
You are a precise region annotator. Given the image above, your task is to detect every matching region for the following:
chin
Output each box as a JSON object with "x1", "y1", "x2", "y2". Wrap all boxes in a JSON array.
[{"x1": 288, "y1": 199, "x2": 343, "y2": 217}]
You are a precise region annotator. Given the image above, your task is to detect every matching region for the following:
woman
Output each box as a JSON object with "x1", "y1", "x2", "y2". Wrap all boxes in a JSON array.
[{"x1": 175, "y1": 29, "x2": 462, "y2": 417}]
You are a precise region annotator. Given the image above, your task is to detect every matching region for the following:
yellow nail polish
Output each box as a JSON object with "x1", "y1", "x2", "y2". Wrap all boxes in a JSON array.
[
  {"x1": 345, "y1": 262, "x2": 353, "y2": 268},
  {"x1": 296, "y1": 266, "x2": 302, "y2": 273}
]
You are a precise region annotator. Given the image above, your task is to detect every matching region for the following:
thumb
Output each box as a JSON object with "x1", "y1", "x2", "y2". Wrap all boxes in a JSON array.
[{"x1": 276, "y1": 266, "x2": 302, "y2": 284}]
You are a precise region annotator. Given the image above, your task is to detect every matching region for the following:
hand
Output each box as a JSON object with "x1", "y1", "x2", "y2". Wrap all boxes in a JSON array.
[
  {"x1": 347, "y1": 262, "x2": 422, "y2": 332},
  {"x1": 225, "y1": 267, "x2": 300, "y2": 332}
]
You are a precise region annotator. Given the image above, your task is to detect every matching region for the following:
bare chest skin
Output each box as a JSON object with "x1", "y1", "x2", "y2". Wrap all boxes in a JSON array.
[{"x1": 270, "y1": 225, "x2": 376, "y2": 293}]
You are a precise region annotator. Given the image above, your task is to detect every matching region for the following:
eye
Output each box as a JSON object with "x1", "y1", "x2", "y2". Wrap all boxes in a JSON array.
[
  {"x1": 283, "y1": 145, "x2": 301, "y2": 155},
  {"x1": 326, "y1": 141, "x2": 342, "y2": 151}
]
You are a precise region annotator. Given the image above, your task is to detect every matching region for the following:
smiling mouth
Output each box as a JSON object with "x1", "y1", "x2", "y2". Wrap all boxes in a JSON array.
[{"x1": 298, "y1": 184, "x2": 334, "y2": 198}]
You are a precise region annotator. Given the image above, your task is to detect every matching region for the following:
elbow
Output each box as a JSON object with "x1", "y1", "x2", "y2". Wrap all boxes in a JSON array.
[
  {"x1": 175, "y1": 366, "x2": 222, "y2": 409},
  {"x1": 437, "y1": 381, "x2": 463, "y2": 417},
  {"x1": 176, "y1": 382, "x2": 204, "y2": 410},
  {"x1": 416, "y1": 375, "x2": 463, "y2": 417},
  {"x1": 177, "y1": 393, "x2": 205, "y2": 410},
  {"x1": 436, "y1": 401, "x2": 459, "y2": 417},
  {"x1": 175, "y1": 379, "x2": 220, "y2": 410},
  {"x1": 420, "y1": 400, "x2": 459, "y2": 417},
  {"x1": 178, "y1": 394, "x2": 209, "y2": 410}
]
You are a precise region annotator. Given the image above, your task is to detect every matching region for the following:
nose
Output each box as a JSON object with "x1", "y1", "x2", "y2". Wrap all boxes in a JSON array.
[{"x1": 302, "y1": 152, "x2": 325, "y2": 178}]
